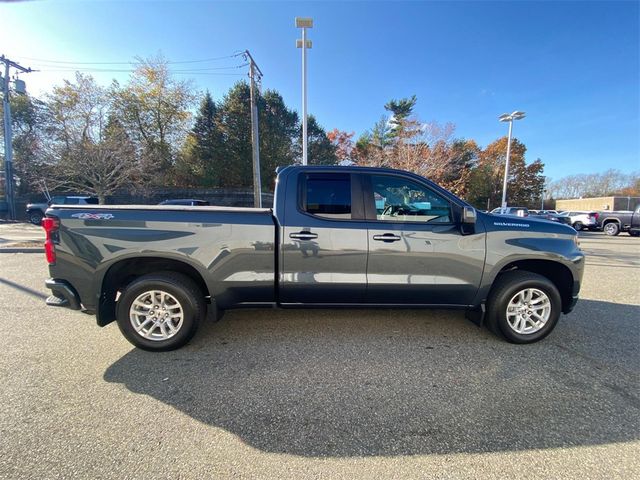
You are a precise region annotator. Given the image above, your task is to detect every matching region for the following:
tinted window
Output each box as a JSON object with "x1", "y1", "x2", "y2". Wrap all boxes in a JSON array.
[
  {"x1": 65, "y1": 198, "x2": 80, "y2": 205},
  {"x1": 84, "y1": 198, "x2": 99, "y2": 205},
  {"x1": 303, "y1": 173, "x2": 351, "y2": 219},
  {"x1": 370, "y1": 175, "x2": 451, "y2": 223},
  {"x1": 50, "y1": 196, "x2": 65, "y2": 205}
]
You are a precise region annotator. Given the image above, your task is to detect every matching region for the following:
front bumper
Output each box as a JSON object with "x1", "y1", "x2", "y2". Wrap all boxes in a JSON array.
[{"x1": 45, "y1": 278, "x2": 81, "y2": 310}]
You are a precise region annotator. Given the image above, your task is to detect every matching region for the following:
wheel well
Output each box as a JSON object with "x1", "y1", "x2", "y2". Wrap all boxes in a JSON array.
[
  {"x1": 97, "y1": 257, "x2": 210, "y2": 326},
  {"x1": 603, "y1": 218, "x2": 620, "y2": 224},
  {"x1": 497, "y1": 260, "x2": 574, "y2": 313}
]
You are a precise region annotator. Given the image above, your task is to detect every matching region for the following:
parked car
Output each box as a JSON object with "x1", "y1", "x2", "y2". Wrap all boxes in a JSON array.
[
  {"x1": 490, "y1": 206, "x2": 529, "y2": 217},
  {"x1": 529, "y1": 211, "x2": 573, "y2": 227},
  {"x1": 158, "y1": 199, "x2": 210, "y2": 206},
  {"x1": 558, "y1": 211, "x2": 598, "y2": 231},
  {"x1": 42, "y1": 165, "x2": 583, "y2": 351},
  {"x1": 596, "y1": 205, "x2": 640, "y2": 236},
  {"x1": 26, "y1": 196, "x2": 99, "y2": 225}
]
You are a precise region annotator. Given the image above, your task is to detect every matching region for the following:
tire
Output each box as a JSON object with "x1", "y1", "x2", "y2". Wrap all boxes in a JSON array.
[
  {"x1": 603, "y1": 222, "x2": 620, "y2": 236},
  {"x1": 572, "y1": 221, "x2": 583, "y2": 231},
  {"x1": 486, "y1": 270, "x2": 562, "y2": 344},
  {"x1": 629, "y1": 230, "x2": 640, "y2": 237},
  {"x1": 116, "y1": 272, "x2": 205, "y2": 351},
  {"x1": 29, "y1": 210, "x2": 44, "y2": 225}
]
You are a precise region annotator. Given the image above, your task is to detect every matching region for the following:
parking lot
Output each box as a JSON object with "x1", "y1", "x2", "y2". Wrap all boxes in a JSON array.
[{"x1": 0, "y1": 231, "x2": 638, "y2": 479}]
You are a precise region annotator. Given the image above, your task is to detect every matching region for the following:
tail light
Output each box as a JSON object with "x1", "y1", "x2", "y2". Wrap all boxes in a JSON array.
[{"x1": 41, "y1": 217, "x2": 60, "y2": 265}]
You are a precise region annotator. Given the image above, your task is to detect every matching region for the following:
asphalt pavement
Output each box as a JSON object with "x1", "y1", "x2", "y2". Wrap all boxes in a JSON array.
[{"x1": 0, "y1": 231, "x2": 638, "y2": 479}]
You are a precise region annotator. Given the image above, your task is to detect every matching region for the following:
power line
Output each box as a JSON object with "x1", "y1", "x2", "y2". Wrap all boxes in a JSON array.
[
  {"x1": 15, "y1": 52, "x2": 244, "y2": 66},
  {"x1": 33, "y1": 63, "x2": 248, "y2": 73},
  {"x1": 36, "y1": 69, "x2": 246, "y2": 76}
]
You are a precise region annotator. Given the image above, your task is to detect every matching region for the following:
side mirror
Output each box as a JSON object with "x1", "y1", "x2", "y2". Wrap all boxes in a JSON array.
[{"x1": 462, "y1": 206, "x2": 477, "y2": 224}]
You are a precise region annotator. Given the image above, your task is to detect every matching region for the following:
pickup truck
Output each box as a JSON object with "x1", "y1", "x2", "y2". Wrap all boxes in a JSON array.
[
  {"x1": 597, "y1": 205, "x2": 640, "y2": 236},
  {"x1": 43, "y1": 166, "x2": 584, "y2": 351}
]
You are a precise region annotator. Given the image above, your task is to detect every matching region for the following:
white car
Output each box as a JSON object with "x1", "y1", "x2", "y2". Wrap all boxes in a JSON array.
[
  {"x1": 560, "y1": 211, "x2": 598, "y2": 230},
  {"x1": 490, "y1": 207, "x2": 529, "y2": 217}
]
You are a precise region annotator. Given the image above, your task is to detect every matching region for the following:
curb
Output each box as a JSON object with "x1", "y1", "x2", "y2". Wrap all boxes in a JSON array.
[{"x1": 0, "y1": 248, "x2": 45, "y2": 253}]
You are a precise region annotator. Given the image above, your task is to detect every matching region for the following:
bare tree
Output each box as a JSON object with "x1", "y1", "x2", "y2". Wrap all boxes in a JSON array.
[{"x1": 45, "y1": 73, "x2": 141, "y2": 202}]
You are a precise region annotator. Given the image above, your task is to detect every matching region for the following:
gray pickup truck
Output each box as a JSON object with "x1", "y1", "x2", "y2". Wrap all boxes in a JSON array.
[
  {"x1": 43, "y1": 166, "x2": 584, "y2": 351},
  {"x1": 597, "y1": 205, "x2": 640, "y2": 236}
]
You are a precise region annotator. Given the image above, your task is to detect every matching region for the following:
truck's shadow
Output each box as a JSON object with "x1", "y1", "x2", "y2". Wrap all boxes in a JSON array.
[{"x1": 104, "y1": 300, "x2": 639, "y2": 457}]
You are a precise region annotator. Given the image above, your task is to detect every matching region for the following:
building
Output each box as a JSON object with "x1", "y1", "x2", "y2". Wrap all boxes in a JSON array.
[{"x1": 555, "y1": 196, "x2": 640, "y2": 212}]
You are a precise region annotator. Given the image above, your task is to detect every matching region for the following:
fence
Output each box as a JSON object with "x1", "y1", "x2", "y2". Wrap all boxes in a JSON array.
[{"x1": 5, "y1": 188, "x2": 275, "y2": 222}]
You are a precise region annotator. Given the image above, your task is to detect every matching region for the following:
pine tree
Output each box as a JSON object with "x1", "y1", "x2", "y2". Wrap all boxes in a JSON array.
[{"x1": 180, "y1": 92, "x2": 224, "y2": 187}]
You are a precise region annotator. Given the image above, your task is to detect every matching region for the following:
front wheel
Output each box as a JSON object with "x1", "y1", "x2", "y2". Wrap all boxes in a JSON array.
[
  {"x1": 604, "y1": 222, "x2": 620, "y2": 236},
  {"x1": 116, "y1": 272, "x2": 205, "y2": 351},
  {"x1": 630, "y1": 230, "x2": 640, "y2": 237},
  {"x1": 29, "y1": 211, "x2": 44, "y2": 225},
  {"x1": 486, "y1": 271, "x2": 562, "y2": 344}
]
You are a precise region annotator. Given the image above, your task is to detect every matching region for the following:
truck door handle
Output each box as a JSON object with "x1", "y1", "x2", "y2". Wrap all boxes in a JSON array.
[
  {"x1": 290, "y1": 231, "x2": 318, "y2": 240},
  {"x1": 373, "y1": 233, "x2": 401, "y2": 242}
]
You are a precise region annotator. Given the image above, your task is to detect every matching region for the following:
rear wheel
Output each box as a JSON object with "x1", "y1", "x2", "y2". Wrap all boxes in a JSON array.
[
  {"x1": 486, "y1": 271, "x2": 562, "y2": 344},
  {"x1": 29, "y1": 211, "x2": 44, "y2": 225},
  {"x1": 572, "y1": 221, "x2": 583, "y2": 231},
  {"x1": 604, "y1": 222, "x2": 620, "y2": 236},
  {"x1": 116, "y1": 272, "x2": 205, "y2": 351}
]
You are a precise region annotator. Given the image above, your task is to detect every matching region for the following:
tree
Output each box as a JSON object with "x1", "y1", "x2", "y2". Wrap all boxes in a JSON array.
[
  {"x1": 176, "y1": 92, "x2": 224, "y2": 187},
  {"x1": 466, "y1": 137, "x2": 545, "y2": 209},
  {"x1": 303, "y1": 115, "x2": 338, "y2": 166},
  {"x1": 215, "y1": 82, "x2": 301, "y2": 189},
  {"x1": 111, "y1": 55, "x2": 196, "y2": 184},
  {"x1": 353, "y1": 115, "x2": 393, "y2": 167},
  {"x1": 0, "y1": 93, "x2": 49, "y2": 194},
  {"x1": 327, "y1": 129, "x2": 355, "y2": 164},
  {"x1": 258, "y1": 89, "x2": 298, "y2": 187},
  {"x1": 547, "y1": 169, "x2": 640, "y2": 199},
  {"x1": 45, "y1": 73, "x2": 140, "y2": 203},
  {"x1": 384, "y1": 95, "x2": 417, "y2": 137},
  {"x1": 217, "y1": 82, "x2": 254, "y2": 187}
]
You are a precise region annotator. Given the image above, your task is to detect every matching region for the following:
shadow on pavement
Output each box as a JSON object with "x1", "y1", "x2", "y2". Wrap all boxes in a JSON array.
[
  {"x1": 104, "y1": 300, "x2": 639, "y2": 457},
  {"x1": 0, "y1": 276, "x2": 48, "y2": 300}
]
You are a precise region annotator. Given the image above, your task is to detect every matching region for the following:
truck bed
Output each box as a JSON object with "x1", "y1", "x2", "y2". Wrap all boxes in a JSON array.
[{"x1": 46, "y1": 204, "x2": 277, "y2": 314}]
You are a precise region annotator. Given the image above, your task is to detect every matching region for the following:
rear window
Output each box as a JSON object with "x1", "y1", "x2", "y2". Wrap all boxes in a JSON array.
[{"x1": 303, "y1": 173, "x2": 351, "y2": 219}]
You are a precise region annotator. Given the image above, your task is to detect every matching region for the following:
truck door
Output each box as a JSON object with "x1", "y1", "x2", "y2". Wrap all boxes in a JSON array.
[
  {"x1": 363, "y1": 173, "x2": 485, "y2": 306},
  {"x1": 279, "y1": 171, "x2": 369, "y2": 304}
]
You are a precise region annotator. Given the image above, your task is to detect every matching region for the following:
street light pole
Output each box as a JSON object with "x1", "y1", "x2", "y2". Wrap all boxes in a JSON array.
[
  {"x1": 296, "y1": 17, "x2": 313, "y2": 165},
  {"x1": 500, "y1": 120, "x2": 513, "y2": 212},
  {"x1": 498, "y1": 111, "x2": 525, "y2": 213}
]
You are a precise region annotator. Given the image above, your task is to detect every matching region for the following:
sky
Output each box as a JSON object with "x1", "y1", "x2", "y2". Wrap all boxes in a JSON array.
[{"x1": 1, "y1": 0, "x2": 639, "y2": 180}]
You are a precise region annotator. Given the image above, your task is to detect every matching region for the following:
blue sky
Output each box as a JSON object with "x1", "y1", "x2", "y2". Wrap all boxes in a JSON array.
[{"x1": 2, "y1": 0, "x2": 638, "y2": 180}]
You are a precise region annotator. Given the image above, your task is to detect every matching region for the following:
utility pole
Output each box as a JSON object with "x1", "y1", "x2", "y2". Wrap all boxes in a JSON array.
[
  {"x1": 244, "y1": 50, "x2": 263, "y2": 208},
  {"x1": 1, "y1": 56, "x2": 32, "y2": 220},
  {"x1": 296, "y1": 18, "x2": 313, "y2": 165}
]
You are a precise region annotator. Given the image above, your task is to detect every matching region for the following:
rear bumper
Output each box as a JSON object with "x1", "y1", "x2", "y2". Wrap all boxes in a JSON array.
[{"x1": 45, "y1": 278, "x2": 81, "y2": 310}]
